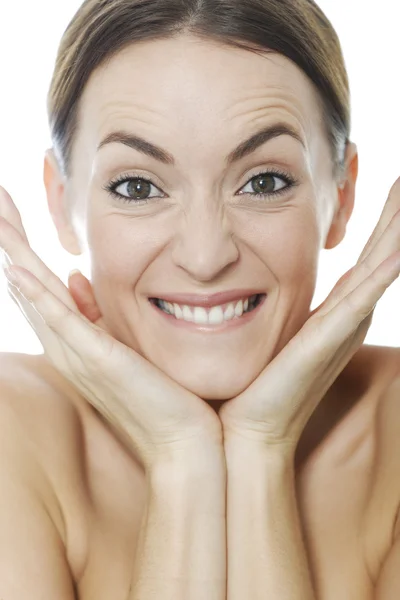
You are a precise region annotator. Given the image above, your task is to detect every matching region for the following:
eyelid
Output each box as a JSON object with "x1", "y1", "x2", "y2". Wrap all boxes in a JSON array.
[
  {"x1": 239, "y1": 160, "x2": 296, "y2": 180},
  {"x1": 105, "y1": 162, "x2": 299, "y2": 199},
  {"x1": 117, "y1": 168, "x2": 166, "y2": 189},
  {"x1": 238, "y1": 165, "x2": 296, "y2": 189}
]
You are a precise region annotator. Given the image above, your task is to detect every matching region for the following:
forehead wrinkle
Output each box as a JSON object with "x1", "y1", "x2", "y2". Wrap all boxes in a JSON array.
[
  {"x1": 98, "y1": 95, "x2": 313, "y2": 141},
  {"x1": 87, "y1": 40, "x2": 321, "y2": 131},
  {"x1": 88, "y1": 49, "x2": 321, "y2": 149},
  {"x1": 222, "y1": 105, "x2": 313, "y2": 159},
  {"x1": 97, "y1": 100, "x2": 170, "y2": 132},
  {"x1": 223, "y1": 86, "x2": 317, "y2": 128},
  {"x1": 86, "y1": 73, "x2": 321, "y2": 176}
]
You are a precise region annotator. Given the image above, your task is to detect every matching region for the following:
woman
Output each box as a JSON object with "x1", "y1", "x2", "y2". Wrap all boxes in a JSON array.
[{"x1": 0, "y1": 0, "x2": 400, "y2": 597}]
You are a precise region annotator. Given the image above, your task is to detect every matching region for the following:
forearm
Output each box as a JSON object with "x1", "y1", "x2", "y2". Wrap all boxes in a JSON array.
[
  {"x1": 129, "y1": 450, "x2": 227, "y2": 600},
  {"x1": 224, "y1": 440, "x2": 316, "y2": 600}
]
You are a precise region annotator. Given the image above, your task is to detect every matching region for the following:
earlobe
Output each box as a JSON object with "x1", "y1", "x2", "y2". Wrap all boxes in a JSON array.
[
  {"x1": 43, "y1": 149, "x2": 82, "y2": 256},
  {"x1": 324, "y1": 207, "x2": 348, "y2": 250},
  {"x1": 324, "y1": 142, "x2": 358, "y2": 251}
]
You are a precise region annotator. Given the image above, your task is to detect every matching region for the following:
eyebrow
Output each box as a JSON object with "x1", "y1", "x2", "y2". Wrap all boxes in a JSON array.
[{"x1": 97, "y1": 122, "x2": 305, "y2": 166}]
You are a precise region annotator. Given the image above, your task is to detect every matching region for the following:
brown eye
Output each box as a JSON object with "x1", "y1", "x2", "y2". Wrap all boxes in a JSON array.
[
  {"x1": 239, "y1": 172, "x2": 290, "y2": 199},
  {"x1": 251, "y1": 174, "x2": 276, "y2": 194},
  {"x1": 106, "y1": 175, "x2": 164, "y2": 203},
  {"x1": 125, "y1": 178, "x2": 152, "y2": 201}
]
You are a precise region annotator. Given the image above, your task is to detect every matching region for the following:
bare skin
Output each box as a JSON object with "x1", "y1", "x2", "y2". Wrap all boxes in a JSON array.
[
  {"x1": 2, "y1": 34, "x2": 400, "y2": 598},
  {"x1": 0, "y1": 343, "x2": 399, "y2": 599},
  {"x1": 42, "y1": 35, "x2": 359, "y2": 407}
]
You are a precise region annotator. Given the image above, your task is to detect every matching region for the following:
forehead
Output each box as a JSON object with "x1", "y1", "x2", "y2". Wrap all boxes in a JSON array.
[{"x1": 77, "y1": 35, "x2": 326, "y2": 165}]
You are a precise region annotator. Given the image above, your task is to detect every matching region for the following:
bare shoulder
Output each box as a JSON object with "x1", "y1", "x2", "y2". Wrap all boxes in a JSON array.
[
  {"x1": 359, "y1": 343, "x2": 400, "y2": 450},
  {"x1": 362, "y1": 344, "x2": 400, "y2": 535},
  {"x1": 369, "y1": 343, "x2": 400, "y2": 444},
  {"x1": 0, "y1": 352, "x2": 86, "y2": 468},
  {"x1": 0, "y1": 349, "x2": 81, "y2": 408},
  {"x1": 0, "y1": 351, "x2": 90, "y2": 580}
]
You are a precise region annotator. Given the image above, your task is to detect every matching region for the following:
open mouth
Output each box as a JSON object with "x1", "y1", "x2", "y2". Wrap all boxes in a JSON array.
[{"x1": 148, "y1": 293, "x2": 266, "y2": 326}]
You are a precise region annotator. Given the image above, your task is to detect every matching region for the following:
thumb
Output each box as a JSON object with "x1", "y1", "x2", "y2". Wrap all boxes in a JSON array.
[{"x1": 68, "y1": 269, "x2": 103, "y2": 324}]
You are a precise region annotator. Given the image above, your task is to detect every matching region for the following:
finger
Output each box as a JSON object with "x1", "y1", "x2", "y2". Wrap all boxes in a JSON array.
[
  {"x1": 294, "y1": 251, "x2": 400, "y2": 389},
  {"x1": 4, "y1": 265, "x2": 114, "y2": 372},
  {"x1": 313, "y1": 177, "x2": 400, "y2": 317},
  {"x1": 0, "y1": 194, "x2": 104, "y2": 334},
  {"x1": 68, "y1": 271, "x2": 103, "y2": 323},
  {"x1": 4, "y1": 264, "x2": 78, "y2": 363},
  {"x1": 311, "y1": 250, "x2": 400, "y2": 355},
  {"x1": 317, "y1": 208, "x2": 400, "y2": 316},
  {"x1": 0, "y1": 186, "x2": 79, "y2": 315},
  {"x1": 4, "y1": 264, "x2": 216, "y2": 440},
  {"x1": 0, "y1": 216, "x2": 78, "y2": 313},
  {"x1": 1, "y1": 247, "x2": 24, "y2": 309},
  {"x1": 356, "y1": 176, "x2": 400, "y2": 266},
  {"x1": 227, "y1": 250, "x2": 400, "y2": 437},
  {"x1": 5, "y1": 266, "x2": 149, "y2": 443},
  {"x1": 0, "y1": 186, "x2": 30, "y2": 243},
  {"x1": 0, "y1": 231, "x2": 76, "y2": 355}
]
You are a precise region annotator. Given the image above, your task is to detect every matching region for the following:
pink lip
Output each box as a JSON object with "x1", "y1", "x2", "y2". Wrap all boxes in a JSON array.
[{"x1": 149, "y1": 289, "x2": 265, "y2": 309}]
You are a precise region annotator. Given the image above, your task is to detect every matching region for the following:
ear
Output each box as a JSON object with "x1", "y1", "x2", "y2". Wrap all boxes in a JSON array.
[
  {"x1": 324, "y1": 142, "x2": 359, "y2": 250},
  {"x1": 43, "y1": 149, "x2": 82, "y2": 256}
]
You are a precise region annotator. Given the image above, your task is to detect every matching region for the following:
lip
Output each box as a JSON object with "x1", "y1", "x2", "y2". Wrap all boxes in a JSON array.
[
  {"x1": 148, "y1": 289, "x2": 266, "y2": 309},
  {"x1": 149, "y1": 293, "x2": 267, "y2": 333}
]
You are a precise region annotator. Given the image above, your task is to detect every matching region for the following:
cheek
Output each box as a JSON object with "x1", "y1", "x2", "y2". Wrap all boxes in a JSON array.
[
  {"x1": 85, "y1": 206, "x2": 320, "y2": 288},
  {"x1": 246, "y1": 209, "x2": 321, "y2": 283},
  {"x1": 86, "y1": 217, "x2": 158, "y2": 280}
]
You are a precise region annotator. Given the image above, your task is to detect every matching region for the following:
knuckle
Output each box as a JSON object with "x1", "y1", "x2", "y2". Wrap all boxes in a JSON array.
[
  {"x1": 343, "y1": 291, "x2": 372, "y2": 321},
  {"x1": 389, "y1": 208, "x2": 400, "y2": 230},
  {"x1": 44, "y1": 300, "x2": 73, "y2": 328},
  {"x1": 357, "y1": 257, "x2": 374, "y2": 276},
  {"x1": 342, "y1": 294, "x2": 361, "y2": 315},
  {"x1": 27, "y1": 284, "x2": 47, "y2": 306},
  {"x1": 85, "y1": 327, "x2": 115, "y2": 368},
  {"x1": 299, "y1": 318, "x2": 327, "y2": 359}
]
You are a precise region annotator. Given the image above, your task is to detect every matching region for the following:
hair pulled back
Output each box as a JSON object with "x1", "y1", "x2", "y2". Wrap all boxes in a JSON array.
[{"x1": 47, "y1": 0, "x2": 351, "y2": 180}]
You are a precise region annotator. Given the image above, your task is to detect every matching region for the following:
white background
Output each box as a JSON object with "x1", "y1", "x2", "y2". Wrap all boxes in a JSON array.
[{"x1": 0, "y1": 1, "x2": 399, "y2": 354}]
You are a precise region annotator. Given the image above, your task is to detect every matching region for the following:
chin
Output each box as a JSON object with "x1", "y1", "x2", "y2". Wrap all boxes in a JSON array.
[{"x1": 162, "y1": 362, "x2": 261, "y2": 401}]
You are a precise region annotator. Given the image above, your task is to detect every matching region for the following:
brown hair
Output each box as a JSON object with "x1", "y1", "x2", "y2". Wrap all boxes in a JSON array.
[{"x1": 47, "y1": 0, "x2": 351, "y2": 181}]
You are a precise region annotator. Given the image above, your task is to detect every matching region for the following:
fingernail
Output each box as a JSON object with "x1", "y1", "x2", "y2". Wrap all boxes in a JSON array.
[{"x1": 68, "y1": 269, "x2": 81, "y2": 278}]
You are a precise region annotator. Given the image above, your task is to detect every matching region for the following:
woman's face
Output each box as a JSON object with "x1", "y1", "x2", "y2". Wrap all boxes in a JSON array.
[{"x1": 47, "y1": 34, "x2": 355, "y2": 402}]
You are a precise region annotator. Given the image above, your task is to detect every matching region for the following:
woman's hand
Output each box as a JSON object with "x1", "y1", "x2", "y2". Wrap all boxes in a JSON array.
[
  {"x1": 0, "y1": 186, "x2": 222, "y2": 471},
  {"x1": 219, "y1": 177, "x2": 400, "y2": 454}
]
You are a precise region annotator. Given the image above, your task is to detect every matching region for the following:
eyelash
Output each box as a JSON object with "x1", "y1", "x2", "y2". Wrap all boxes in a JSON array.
[{"x1": 103, "y1": 168, "x2": 298, "y2": 205}]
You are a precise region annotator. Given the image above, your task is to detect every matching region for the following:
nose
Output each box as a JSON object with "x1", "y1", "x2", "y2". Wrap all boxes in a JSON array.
[{"x1": 170, "y1": 201, "x2": 240, "y2": 282}]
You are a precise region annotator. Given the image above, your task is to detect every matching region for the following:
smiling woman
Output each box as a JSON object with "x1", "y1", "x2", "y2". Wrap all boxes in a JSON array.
[
  {"x1": 44, "y1": 0, "x2": 356, "y2": 405},
  {"x1": 1, "y1": 1, "x2": 400, "y2": 599}
]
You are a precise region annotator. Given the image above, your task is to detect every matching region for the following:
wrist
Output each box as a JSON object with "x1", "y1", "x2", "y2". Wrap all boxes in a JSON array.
[
  {"x1": 150, "y1": 439, "x2": 226, "y2": 479},
  {"x1": 149, "y1": 451, "x2": 227, "y2": 507},
  {"x1": 224, "y1": 433, "x2": 295, "y2": 470}
]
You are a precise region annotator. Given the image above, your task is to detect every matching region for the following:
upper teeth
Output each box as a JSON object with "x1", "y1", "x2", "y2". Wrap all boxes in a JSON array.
[{"x1": 156, "y1": 295, "x2": 259, "y2": 325}]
